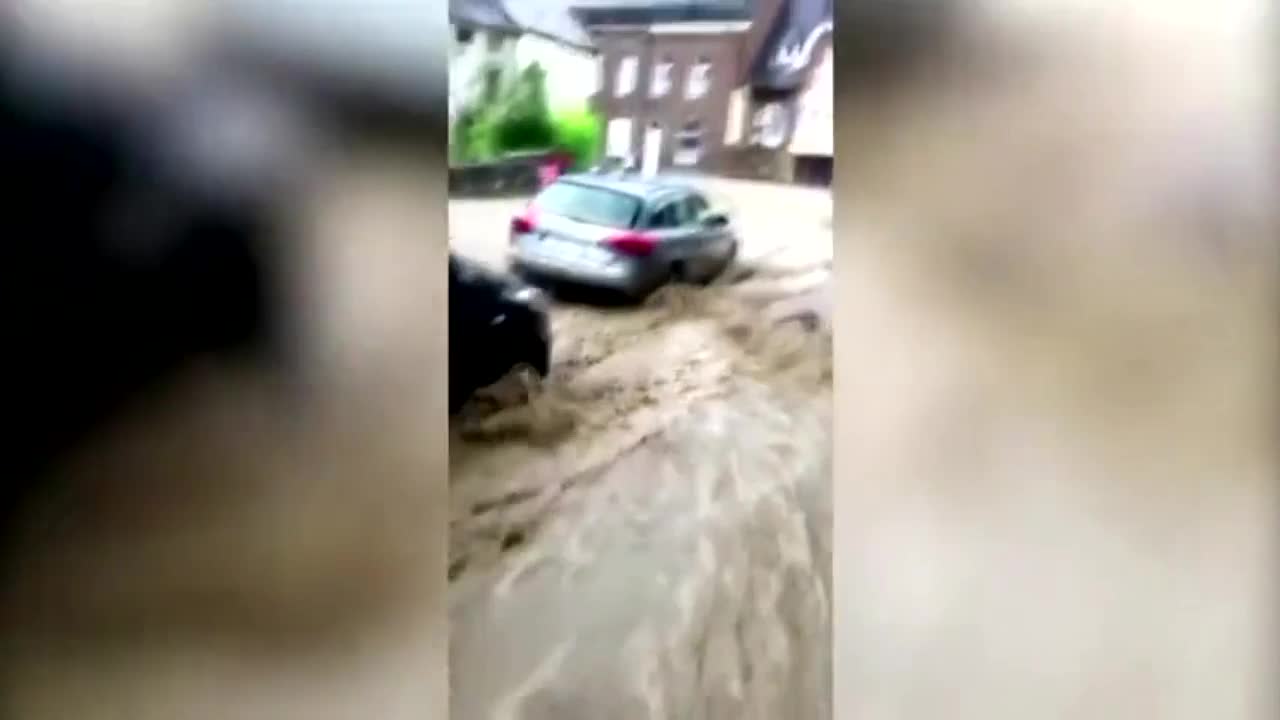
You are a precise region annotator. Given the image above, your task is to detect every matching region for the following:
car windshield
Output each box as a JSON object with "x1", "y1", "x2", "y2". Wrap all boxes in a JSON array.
[{"x1": 534, "y1": 182, "x2": 641, "y2": 228}]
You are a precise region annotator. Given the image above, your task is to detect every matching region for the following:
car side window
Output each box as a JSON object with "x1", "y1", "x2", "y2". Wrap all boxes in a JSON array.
[
  {"x1": 670, "y1": 196, "x2": 697, "y2": 227},
  {"x1": 647, "y1": 201, "x2": 680, "y2": 229},
  {"x1": 684, "y1": 194, "x2": 708, "y2": 222},
  {"x1": 657, "y1": 195, "x2": 696, "y2": 227}
]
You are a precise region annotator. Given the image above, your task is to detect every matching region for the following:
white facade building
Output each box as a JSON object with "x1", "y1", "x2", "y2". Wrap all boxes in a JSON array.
[
  {"x1": 513, "y1": 33, "x2": 599, "y2": 110},
  {"x1": 448, "y1": 0, "x2": 599, "y2": 124},
  {"x1": 448, "y1": 26, "x2": 519, "y2": 121}
]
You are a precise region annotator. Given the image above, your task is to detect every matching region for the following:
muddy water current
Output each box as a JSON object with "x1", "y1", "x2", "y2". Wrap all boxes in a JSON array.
[{"x1": 449, "y1": 271, "x2": 833, "y2": 720}]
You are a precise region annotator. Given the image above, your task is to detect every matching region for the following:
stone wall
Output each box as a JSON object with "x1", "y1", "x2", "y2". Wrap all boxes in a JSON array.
[{"x1": 447, "y1": 151, "x2": 572, "y2": 197}]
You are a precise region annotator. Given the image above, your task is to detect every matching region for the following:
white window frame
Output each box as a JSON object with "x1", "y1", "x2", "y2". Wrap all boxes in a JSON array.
[
  {"x1": 724, "y1": 86, "x2": 746, "y2": 144},
  {"x1": 650, "y1": 59, "x2": 673, "y2": 97},
  {"x1": 615, "y1": 55, "x2": 638, "y2": 97},
  {"x1": 685, "y1": 59, "x2": 711, "y2": 99},
  {"x1": 752, "y1": 102, "x2": 790, "y2": 149},
  {"x1": 605, "y1": 116, "x2": 634, "y2": 164}
]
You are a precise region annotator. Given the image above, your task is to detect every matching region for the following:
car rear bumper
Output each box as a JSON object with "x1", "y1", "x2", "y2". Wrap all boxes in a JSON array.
[{"x1": 509, "y1": 250, "x2": 662, "y2": 295}]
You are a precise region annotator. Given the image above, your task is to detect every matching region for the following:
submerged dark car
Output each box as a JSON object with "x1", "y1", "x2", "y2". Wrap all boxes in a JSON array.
[{"x1": 449, "y1": 253, "x2": 552, "y2": 413}]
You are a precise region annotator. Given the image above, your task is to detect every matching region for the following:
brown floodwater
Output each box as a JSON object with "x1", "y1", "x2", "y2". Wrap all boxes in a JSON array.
[{"x1": 448, "y1": 269, "x2": 833, "y2": 720}]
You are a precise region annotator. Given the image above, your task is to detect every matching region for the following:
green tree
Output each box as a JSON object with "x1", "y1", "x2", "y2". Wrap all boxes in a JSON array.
[
  {"x1": 493, "y1": 63, "x2": 555, "y2": 152},
  {"x1": 451, "y1": 60, "x2": 603, "y2": 167},
  {"x1": 550, "y1": 104, "x2": 603, "y2": 170}
]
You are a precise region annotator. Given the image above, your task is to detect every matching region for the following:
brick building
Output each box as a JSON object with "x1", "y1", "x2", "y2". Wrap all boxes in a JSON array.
[
  {"x1": 574, "y1": 0, "x2": 752, "y2": 174},
  {"x1": 574, "y1": 0, "x2": 830, "y2": 183}
]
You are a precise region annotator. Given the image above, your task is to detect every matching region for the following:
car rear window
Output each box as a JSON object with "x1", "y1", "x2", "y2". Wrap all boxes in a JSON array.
[{"x1": 534, "y1": 182, "x2": 641, "y2": 228}]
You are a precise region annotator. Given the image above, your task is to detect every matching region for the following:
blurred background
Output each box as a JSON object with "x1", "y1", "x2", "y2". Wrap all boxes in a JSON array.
[
  {"x1": 1, "y1": 2, "x2": 449, "y2": 718},
  {"x1": 834, "y1": 1, "x2": 1276, "y2": 719},
  {"x1": 0, "y1": 1, "x2": 1274, "y2": 719}
]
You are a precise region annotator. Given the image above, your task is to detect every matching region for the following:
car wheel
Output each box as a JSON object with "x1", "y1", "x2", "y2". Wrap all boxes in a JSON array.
[
  {"x1": 620, "y1": 283, "x2": 651, "y2": 304},
  {"x1": 670, "y1": 260, "x2": 692, "y2": 284},
  {"x1": 511, "y1": 324, "x2": 550, "y2": 378},
  {"x1": 716, "y1": 240, "x2": 739, "y2": 275},
  {"x1": 676, "y1": 256, "x2": 724, "y2": 287},
  {"x1": 523, "y1": 335, "x2": 550, "y2": 377}
]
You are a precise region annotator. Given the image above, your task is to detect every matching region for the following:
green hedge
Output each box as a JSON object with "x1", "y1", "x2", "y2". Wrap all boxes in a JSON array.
[{"x1": 550, "y1": 105, "x2": 603, "y2": 170}]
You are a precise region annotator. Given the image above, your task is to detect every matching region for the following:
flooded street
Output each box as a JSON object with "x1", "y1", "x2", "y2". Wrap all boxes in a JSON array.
[{"x1": 448, "y1": 180, "x2": 833, "y2": 718}]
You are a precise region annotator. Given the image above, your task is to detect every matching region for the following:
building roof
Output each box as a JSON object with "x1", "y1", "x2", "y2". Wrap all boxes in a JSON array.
[
  {"x1": 750, "y1": 0, "x2": 832, "y2": 90},
  {"x1": 451, "y1": 0, "x2": 596, "y2": 50},
  {"x1": 448, "y1": 0, "x2": 520, "y2": 33},
  {"x1": 504, "y1": 3, "x2": 596, "y2": 51},
  {"x1": 571, "y1": 0, "x2": 752, "y2": 27}
]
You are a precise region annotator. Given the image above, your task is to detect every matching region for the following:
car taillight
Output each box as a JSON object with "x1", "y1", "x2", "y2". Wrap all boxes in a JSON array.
[
  {"x1": 509, "y1": 207, "x2": 537, "y2": 241},
  {"x1": 605, "y1": 231, "x2": 657, "y2": 256}
]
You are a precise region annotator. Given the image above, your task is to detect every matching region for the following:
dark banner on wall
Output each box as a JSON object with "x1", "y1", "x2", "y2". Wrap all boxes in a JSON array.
[{"x1": 751, "y1": 0, "x2": 833, "y2": 91}]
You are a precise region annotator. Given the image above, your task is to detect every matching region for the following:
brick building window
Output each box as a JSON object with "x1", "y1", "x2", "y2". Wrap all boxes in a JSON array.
[
  {"x1": 651, "y1": 56, "x2": 673, "y2": 97},
  {"x1": 752, "y1": 102, "x2": 789, "y2": 149},
  {"x1": 686, "y1": 57, "x2": 711, "y2": 99},
  {"x1": 615, "y1": 56, "x2": 638, "y2": 97},
  {"x1": 673, "y1": 120, "x2": 704, "y2": 166}
]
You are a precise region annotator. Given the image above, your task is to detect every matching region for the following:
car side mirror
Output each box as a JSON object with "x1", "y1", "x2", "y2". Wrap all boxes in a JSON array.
[{"x1": 700, "y1": 210, "x2": 729, "y2": 227}]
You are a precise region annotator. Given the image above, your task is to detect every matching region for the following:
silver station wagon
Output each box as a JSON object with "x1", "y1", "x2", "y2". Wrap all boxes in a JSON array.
[{"x1": 507, "y1": 174, "x2": 739, "y2": 299}]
